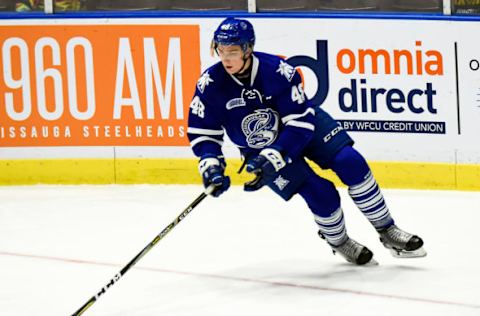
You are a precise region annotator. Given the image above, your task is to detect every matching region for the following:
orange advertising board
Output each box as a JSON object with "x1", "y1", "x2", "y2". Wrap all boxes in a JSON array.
[{"x1": 0, "y1": 24, "x2": 200, "y2": 146}]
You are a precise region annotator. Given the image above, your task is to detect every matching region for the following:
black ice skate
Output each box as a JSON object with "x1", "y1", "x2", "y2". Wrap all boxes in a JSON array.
[
  {"x1": 378, "y1": 225, "x2": 427, "y2": 258},
  {"x1": 318, "y1": 231, "x2": 377, "y2": 265}
]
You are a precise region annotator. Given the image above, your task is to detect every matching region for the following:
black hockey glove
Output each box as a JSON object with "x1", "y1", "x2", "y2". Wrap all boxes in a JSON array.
[
  {"x1": 199, "y1": 155, "x2": 231, "y2": 197},
  {"x1": 244, "y1": 148, "x2": 287, "y2": 192}
]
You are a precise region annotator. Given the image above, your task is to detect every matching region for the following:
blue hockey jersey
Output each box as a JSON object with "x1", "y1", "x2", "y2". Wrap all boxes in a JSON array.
[{"x1": 187, "y1": 52, "x2": 316, "y2": 161}]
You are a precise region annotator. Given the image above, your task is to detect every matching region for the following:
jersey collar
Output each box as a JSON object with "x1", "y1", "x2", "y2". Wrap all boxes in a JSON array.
[{"x1": 229, "y1": 54, "x2": 259, "y2": 87}]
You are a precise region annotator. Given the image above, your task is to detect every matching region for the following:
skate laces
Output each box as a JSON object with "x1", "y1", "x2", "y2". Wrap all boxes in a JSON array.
[
  {"x1": 382, "y1": 225, "x2": 412, "y2": 246},
  {"x1": 335, "y1": 238, "x2": 362, "y2": 258}
]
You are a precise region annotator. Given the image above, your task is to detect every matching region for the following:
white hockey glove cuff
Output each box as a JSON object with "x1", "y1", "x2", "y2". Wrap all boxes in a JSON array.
[
  {"x1": 259, "y1": 148, "x2": 286, "y2": 172},
  {"x1": 198, "y1": 157, "x2": 221, "y2": 175}
]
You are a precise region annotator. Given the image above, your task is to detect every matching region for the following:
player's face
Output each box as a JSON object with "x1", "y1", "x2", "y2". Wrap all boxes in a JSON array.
[{"x1": 217, "y1": 45, "x2": 246, "y2": 74}]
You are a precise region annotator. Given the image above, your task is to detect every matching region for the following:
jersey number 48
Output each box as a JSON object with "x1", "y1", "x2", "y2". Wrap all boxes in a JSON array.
[
  {"x1": 190, "y1": 96, "x2": 205, "y2": 118},
  {"x1": 291, "y1": 84, "x2": 306, "y2": 104}
]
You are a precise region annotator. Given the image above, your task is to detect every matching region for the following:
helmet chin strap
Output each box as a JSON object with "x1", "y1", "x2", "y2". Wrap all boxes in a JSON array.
[{"x1": 233, "y1": 53, "x2": 252, "y2": 77}]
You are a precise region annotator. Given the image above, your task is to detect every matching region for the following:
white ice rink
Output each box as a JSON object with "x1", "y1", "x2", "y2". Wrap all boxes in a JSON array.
[{"x1": 1, "y1": 184, "x2": 480, "y2": 316}]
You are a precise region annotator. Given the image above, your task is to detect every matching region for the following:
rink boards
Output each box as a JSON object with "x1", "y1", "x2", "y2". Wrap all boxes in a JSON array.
[{"x1": 0, "y1": 15, "x2": 479, "y2": 190}]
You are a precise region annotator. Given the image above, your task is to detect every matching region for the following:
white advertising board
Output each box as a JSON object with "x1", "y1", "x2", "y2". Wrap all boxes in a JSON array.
[
  {"x1": 0, "y1": 17, "x2": 479, "y2": 164},
  {"x1": 251, "y1": 18, "x2": 479, "y2": 163}
]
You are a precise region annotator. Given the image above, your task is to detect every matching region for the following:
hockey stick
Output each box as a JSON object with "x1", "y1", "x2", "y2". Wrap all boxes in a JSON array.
[{"x1": 71, "y1": 185, "x2": 215, "y2": 316}]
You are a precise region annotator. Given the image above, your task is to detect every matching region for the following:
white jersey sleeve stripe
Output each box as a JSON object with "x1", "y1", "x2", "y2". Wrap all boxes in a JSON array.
[
  {"x1": 281, "y1": 108, "x2": 315, "y2": 124},
  {"x1": 190, "y1": 136, "x2": 224, "y2": 147},
  {"x1": 187, "y1": 127, "x2": 224, "y2": 136},
  {"x1": 285, "y1": 120, "x2": 315, "y2": 131}
]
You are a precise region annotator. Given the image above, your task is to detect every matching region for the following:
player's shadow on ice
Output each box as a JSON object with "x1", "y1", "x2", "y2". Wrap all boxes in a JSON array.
[
  {"x1": 228, "y1": 260, "x2": 428, "y2": 290},
  {"x1": 302, "y1": 263, "x2": 426, "y2": 280},
  {"x1": 263, "y1": 263, "x2": 429, "y2": 292}
]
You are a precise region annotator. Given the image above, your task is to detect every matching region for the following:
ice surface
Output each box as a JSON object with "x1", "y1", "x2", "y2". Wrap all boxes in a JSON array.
[{"x1": 1, "y1": 185, "x2": 479, "y2": 316}]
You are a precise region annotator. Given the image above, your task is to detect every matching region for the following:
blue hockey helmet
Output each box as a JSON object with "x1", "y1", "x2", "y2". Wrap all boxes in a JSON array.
[{"x1": 212, "y1": 17, "x2": 255, "y2": 52}]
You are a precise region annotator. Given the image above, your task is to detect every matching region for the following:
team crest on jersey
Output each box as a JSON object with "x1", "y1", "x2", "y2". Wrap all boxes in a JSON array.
[
  {"x1": 197, "y1": 71, "x2": 214, "y2": 93},
  {"x1": 241, "y1": 108, "x2": 279, "y2": 149},
  {"x1": 276, "y1": 60, "x2": 296, "y2": 82}
]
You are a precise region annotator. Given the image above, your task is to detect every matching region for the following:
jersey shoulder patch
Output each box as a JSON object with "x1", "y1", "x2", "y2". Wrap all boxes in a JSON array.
[
  {"x1": 196, "y1": 62, "x2": 224, "y2": 94},
  {"x1": 276, "y1": 60, "x2": 296, "y2": 82},
  {"x1": 197, "y1": 71, "x2": 214, "y2": 94}
]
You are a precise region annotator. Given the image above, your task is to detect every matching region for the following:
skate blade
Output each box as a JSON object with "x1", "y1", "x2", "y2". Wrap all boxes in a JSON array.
[
  {"x1": 365, "y1": 258, "x2": 379, "y2": 266},
  {"x1": 389, "y1": 247, "x2": 427, "y2": 258}
]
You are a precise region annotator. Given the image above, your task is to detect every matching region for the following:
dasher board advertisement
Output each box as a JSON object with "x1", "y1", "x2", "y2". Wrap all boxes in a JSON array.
[
  {"x1": 0, "y1": 23, "x2": 200, "y2": 146},
  {"x1": 0, "y1": 17, "x2": 479, "y2": 165}
]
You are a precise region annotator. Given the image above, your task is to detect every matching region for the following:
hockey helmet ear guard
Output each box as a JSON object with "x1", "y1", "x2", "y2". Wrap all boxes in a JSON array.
[{"x1": 211, "y1": 17, "x2": 255, "y2": 55}]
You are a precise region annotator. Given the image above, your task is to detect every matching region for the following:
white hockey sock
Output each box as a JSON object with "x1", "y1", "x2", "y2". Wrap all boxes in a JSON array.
[
  {"x1": 314, "y1": 207, "x2": 348, "y2": 247},
  {"x1": 348, "y1": 171, "x2": 394, "y2": 230}
]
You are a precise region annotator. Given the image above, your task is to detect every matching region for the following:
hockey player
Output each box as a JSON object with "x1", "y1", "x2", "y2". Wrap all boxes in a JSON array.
[{"x1": 187, "y1": 17, "x2": 426, "y2": 265}]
